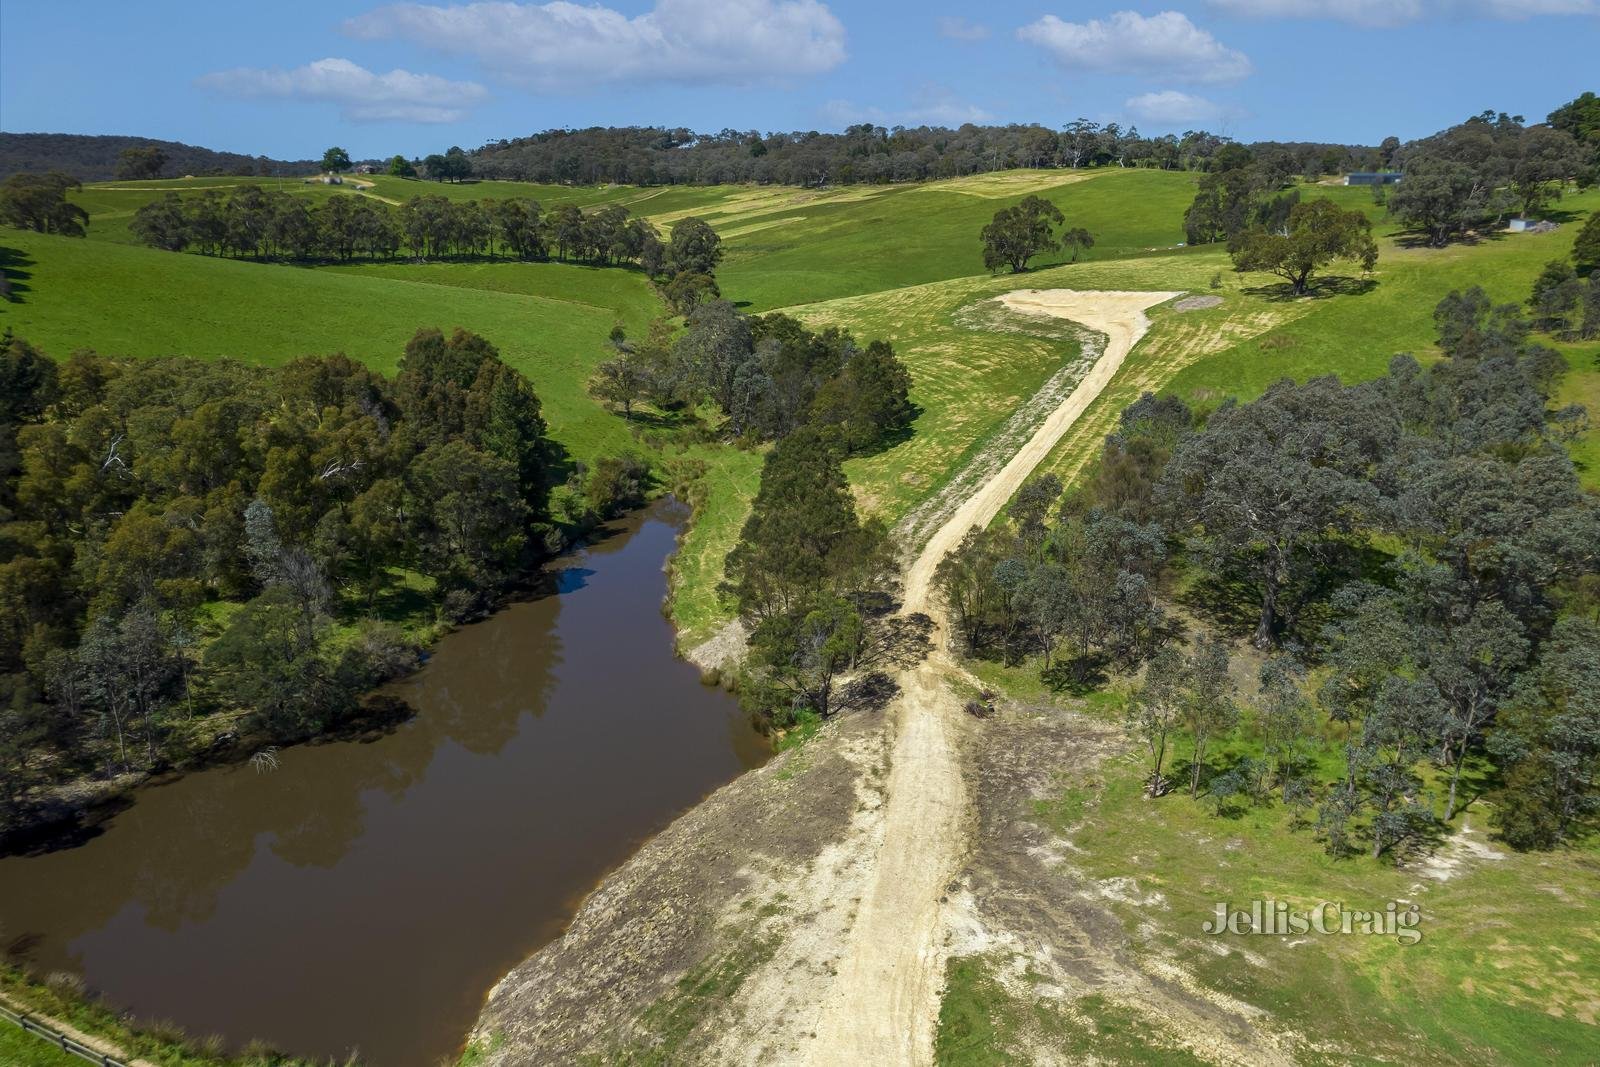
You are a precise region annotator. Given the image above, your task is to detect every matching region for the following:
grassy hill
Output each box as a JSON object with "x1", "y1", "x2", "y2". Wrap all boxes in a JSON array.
[
  {"x1": 0, "y1": 230, "x2": 659, "y2": 463},
  {"x1": 0, "y1": 131, "x2": 311, "y2": 182},
  {"x1": 3, "y1": 157, "x2": 1599, "y2": 1067},
  {"x1": 4, "y1": 170, "x2": 1597, "y2": 645}
]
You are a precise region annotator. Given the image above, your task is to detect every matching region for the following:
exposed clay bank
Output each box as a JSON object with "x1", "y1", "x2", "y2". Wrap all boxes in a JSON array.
[{"x1": 0, "y1": 498, "x2": 769, "y2": 1065}]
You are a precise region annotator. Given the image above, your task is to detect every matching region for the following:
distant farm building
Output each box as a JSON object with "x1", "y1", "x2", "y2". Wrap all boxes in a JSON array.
[
  {"x1": 1508, "y1": 218, "x2": 1558, "y2": 234},
  {"x1": 1344, "y1": 172, "x2": 1402, "y2": 186}
]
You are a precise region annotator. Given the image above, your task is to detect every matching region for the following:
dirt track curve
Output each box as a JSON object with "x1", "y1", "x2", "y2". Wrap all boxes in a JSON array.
[{"x1": 802, "y1": 289, "x2": 1180, "y2": 1065}]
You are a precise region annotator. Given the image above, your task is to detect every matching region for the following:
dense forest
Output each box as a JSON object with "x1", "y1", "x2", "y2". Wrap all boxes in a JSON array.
[
  {"x1": 0, "y1": 132, "x2": 311, "y2": 183},
  {"x1": 932, "y1": 281, "x2": 1600, "y2": 856},
  {"x1": 0, "y1": 328, "x2": 649, "y2": 836}
]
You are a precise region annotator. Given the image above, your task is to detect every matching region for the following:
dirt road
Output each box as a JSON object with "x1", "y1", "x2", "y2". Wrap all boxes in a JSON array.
[{"x1": 803, "y1": 289, "x2": 1179, "y2": 1065}]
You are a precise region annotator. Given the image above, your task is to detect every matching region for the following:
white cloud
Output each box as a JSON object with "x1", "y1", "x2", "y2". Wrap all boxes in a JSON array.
[
  {"x1": 1208, "y1": 0, "x2": 1424, "y2": 24},
  {"x1": 197, "y1": 57, "x2": 486, "y2": 123},
  {"x1": 1472, "y1": 0, "x2": 1596, "y2": 15},
  {"x1": 904, "y1": 100, "x2": 995, "y2": 126},
  {"x1": 344, "y1": 0, "x2": 848, "y2": 90},
  {"x1": 821, "y1": 86, "x2": 994, "y2": 129},
  {"x1": 935, "y1": 15, "x2": 991, "y2": 41},
  {"x1": 1018, "y1": 10, "x2": 1252, "y2": 83},
  {"x1": 1125, "y1": 89, "x2": 1224, "y2": 124},
  {"x1": 1210, "y1": 0, "x2": 1594, "y2": 24},
  {"x1": 820, "y1": 99, "x2": 888, "y2": 126}
]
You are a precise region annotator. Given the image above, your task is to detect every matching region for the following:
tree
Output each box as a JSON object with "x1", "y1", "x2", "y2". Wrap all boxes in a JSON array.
[
  {"x1": 1160, "y1": 377, "x2": 1394, "y2": 646},
  {"x1": 116, "y1": 146, "x2": 167, "y2": 180},
  {"x1": 590, "y1": 350, "x2": 650, "y2": 418},
  {"x1": 321, "y1": 146, "x2": 353, "y2": 173},
  {"x1": 1489, "y1": 618, "x2": 1600, "y2": 848},
  {"x1": 981, "y1": 195, "x2": 1063, "y2": 273},
  {"x1": 1548, "y1": 91, "x2": 1600, "y2": 163},
  {"x1": 808, "y1": 339, "x2": 914, "y2": 453},
  {"x1": 724, "y1": 426, "x2": 883, "y2": 624},
  {"x1": 1007, "y1": 474, "x2": 1063, "y2": 553},
  {"x1": 207, "y1": 585, "x2": 332, "y2": 735},
  {"x1": 1389, "y1": 159, "x2": 1486, "y2": 246},
  {"x1": 1229, "y1": 199, "x2": 1377, "y2": 295},
  {"x1": 666, "y1": 216, "x2": 723, "y2": 277},
  {"x1": 425, "y1": 146, "x2": 473, "y2": 182},
  {"x1": 0, "y1": 172, "x2": 89, "y2": 236},
  {"x1": 73, "y1": 603, "x2": 184, "y2": 771},
  {"x1": 1507, "y1": 125, "x2": 1587, "y2": 216},
  {"x1": 1582, "y1": 274, "x2": 1600, "y2": 341},
  {"x1": 409, "y1": 440, "x2": 528, "y2": 591},
  {"x1": 387, "y1": 154, "x2": 418, "y2": 178},
  {"x1": 1571, "y1": 212, "x2": 1600, "y2": 276},
  {"x1": 130, "y1": 193, "x2": 190, "y2": 252},
  {"x1": 1430, "y1": 599, "x2": 1529, "y2": 821},
  {"x1": 1529, "y1": 259, "x2": 1582, "y2": 335},
  {"x1": 1128, "y1": 645, "x2": 1184, "y2": 796},
  {"x1": 1182, "y1": 635, "x2": 1238, "y2": 796},
  {"x1": 750, "y1": 595, "x2": 862, "y2": 719},
  {"x1": 1183, "y1": 166, "x2": 1256, "y2": 245},
  {"x1": 1061, "y1": 227, "x2": 1094, "y2": 262},
  {"x1": 1258, "y1": 655, "x2": 1313, "y2": 796}
]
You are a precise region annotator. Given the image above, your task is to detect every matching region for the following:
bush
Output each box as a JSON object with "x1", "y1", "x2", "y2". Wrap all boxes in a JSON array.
[{"x1": 584, "y1": 454, "x2": 651, "y2": 519}]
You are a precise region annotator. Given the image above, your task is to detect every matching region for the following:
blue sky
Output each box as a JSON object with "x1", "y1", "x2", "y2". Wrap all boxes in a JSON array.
[{"x1": 2, "y1": 1, "x2": 1595, "y2": 160}]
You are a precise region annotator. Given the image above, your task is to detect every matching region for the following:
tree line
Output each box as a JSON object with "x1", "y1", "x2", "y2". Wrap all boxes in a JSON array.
[
  {"x1": 462, "y1": 124, "x2": 1385, "y2": 188},
  {"x1": 131, "y1": 185, "x2": 662, "y2": 265},
  {"x1": 127, "y1": 185, "x2": 729, "y2": 313},
  {"x1": 937, "y1": 289, "x2": 1599, "y2": 856},
  {"x1": 0, "y1": 328, "x2": 644, "y2": 834}
]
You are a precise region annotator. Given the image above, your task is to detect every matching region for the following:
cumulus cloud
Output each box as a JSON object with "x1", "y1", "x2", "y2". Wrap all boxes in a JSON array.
[
  {"x1": 1018, "y1": 10, "x2": 1252, "y2": 83},
  {"x1": 935, "y1": 15, "x2": 991, "y2": 40},
  {"x1": 344, "y1": 0, "x2": 848, "y2": 90},
  {"x1": 197, "y1": 57, "x2": 487, "y2": 122},
  {"x1": 1125, "y1": 89, "x2": 1225, "y2": 124},
  {"x1": 1210, "y1": 0, "x2": 1594, "y2": 24}
]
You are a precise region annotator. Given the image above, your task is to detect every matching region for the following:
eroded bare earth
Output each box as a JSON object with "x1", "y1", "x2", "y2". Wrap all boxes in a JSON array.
[{"x1": 470, "y1": 290, "x2": 1185, "y2": 1065}]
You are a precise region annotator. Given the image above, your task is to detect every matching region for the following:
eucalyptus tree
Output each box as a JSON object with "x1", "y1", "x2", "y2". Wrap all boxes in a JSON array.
[
  {"x1": 1128, "y1": 644, "x2": 1184, "y2": 796},
  {"x1": 1159, "y1": 376, "x2": 1398, "y2": 646},
  {"x1": 981, "y1": 195, "x2": 1064, "y2": 273},
  {"x1": 1229, "y1": 199, "x2": 1377, "y2": 295}
]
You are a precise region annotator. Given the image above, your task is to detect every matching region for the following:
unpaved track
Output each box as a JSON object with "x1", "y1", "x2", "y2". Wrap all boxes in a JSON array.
[{"x1": 804, "y1": 289, "x2": 1179, "y2": 1065}]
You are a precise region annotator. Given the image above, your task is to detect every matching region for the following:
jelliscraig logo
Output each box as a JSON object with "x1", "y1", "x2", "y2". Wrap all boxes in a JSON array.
[{"x1": 1203, "y1": 900, "x2": 1423, "y2": 945}]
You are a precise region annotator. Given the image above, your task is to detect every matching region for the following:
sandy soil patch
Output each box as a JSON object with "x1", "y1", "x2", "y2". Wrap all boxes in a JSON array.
[{"x1": 916, "y1": 170, "x2": 1105, "y2": 199}]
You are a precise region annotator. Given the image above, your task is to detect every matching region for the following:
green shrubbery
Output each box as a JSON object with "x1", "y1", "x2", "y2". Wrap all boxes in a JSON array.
[{"x1": 0, "y1": 326, "x2": 560, "y2": 828}]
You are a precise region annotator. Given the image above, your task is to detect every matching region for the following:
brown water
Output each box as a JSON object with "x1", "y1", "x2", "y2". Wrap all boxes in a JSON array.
[{"x1": 0, "y1": 498, "x2": 768, "y2": 1066}]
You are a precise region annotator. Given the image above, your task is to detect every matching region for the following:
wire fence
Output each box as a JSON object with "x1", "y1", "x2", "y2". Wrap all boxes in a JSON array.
[{"x1": 0, "y1": 1001, "x2": 130, "y2": 1067}]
